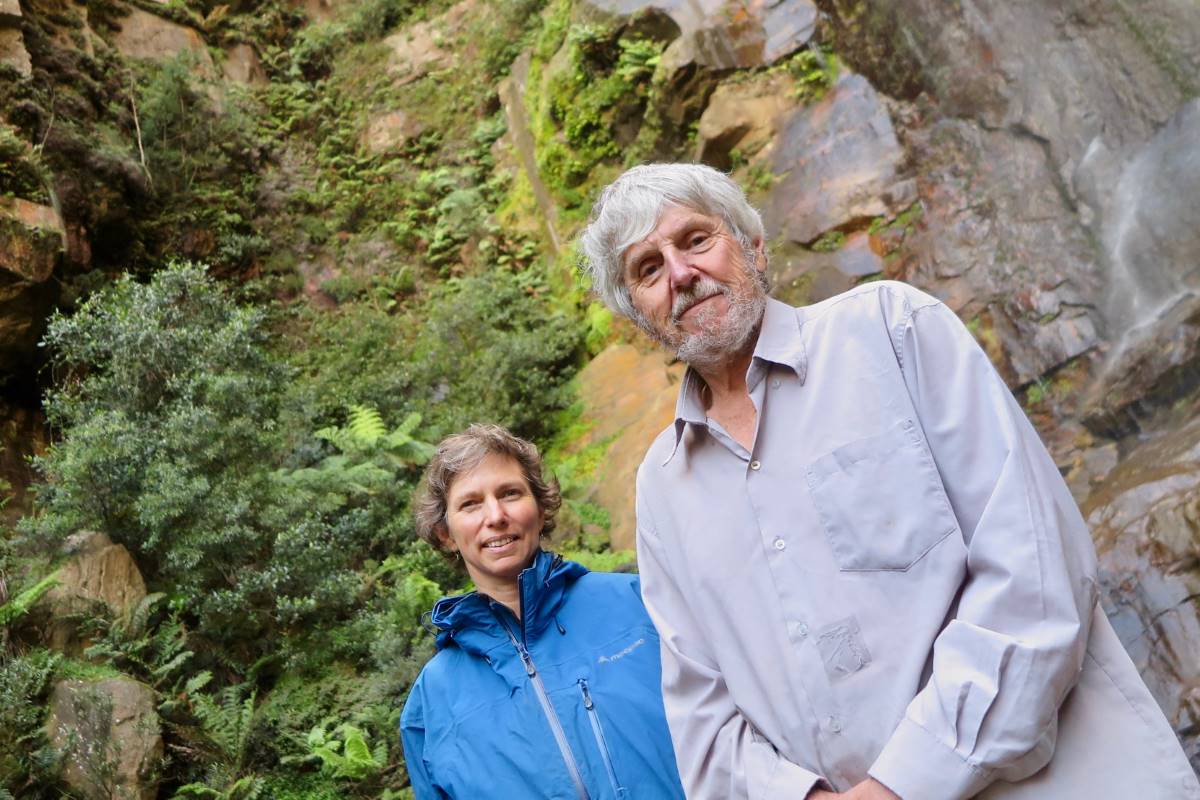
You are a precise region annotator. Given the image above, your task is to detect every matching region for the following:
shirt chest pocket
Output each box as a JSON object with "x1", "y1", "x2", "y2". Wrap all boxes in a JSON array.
[{"x1": 805, "y1": 419, "x2": 958, "y2": 571}]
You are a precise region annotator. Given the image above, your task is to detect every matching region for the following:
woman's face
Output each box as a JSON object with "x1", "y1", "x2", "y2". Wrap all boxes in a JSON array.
[{"x1": 440, "y1": 453, "x2": 544, "y2": 597}]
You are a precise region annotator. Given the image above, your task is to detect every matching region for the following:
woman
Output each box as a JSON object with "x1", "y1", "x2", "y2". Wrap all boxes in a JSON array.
[{"x1": 400, "y1": 424, "x2": 685, "y2": 800}]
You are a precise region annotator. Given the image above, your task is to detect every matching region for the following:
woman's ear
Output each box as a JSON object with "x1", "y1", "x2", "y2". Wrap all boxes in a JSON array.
[{"x1": 435, "y1": 524, "x2": 456, "y2": 552}]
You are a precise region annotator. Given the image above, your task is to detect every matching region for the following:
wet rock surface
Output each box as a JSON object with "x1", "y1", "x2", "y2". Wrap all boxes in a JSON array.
[
  {"x1": 47, "y1": 677, "x2": 163, "y2": 800},
  {"x1": 763, "y1": 73, "x2": 908, "y2": 245},
  {"x1": 587, "y1": 0, "x2": 816, "y2": 68},
  {"x1": 1083, "y1": 408, "x2": 1200, "y2": 769}
]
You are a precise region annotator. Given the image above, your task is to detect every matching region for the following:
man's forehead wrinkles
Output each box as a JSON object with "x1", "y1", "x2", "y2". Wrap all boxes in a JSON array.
[{"x1": 624, "y1": 210, "x2": 719, "y2": 264}]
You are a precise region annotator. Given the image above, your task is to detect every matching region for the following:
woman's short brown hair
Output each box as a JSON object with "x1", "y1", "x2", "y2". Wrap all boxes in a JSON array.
[{"x1": 414, "y1": 424, "x2": 562, "y2": 561}]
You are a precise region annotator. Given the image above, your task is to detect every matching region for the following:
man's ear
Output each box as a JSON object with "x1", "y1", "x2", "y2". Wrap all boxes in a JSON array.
[{"x1": 752, "y1": 237, "x2": 767, "y2": 272}]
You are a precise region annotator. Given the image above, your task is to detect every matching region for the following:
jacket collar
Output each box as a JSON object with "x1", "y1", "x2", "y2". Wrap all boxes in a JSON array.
[
  {"x1": 430, "y1": 549, "x2": 587, "y2": 655},
  {"x1": 664, "y1": 297, "x2": 807, "y2": 464}
]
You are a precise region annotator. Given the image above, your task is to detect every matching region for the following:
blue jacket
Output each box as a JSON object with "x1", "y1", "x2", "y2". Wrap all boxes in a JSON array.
[{"x1": 400, "y1": 550, "x2": 685, "y2": 799}]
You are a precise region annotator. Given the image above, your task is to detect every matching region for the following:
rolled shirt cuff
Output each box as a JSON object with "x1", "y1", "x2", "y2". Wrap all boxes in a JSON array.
[
  {"x1": 763, "y1": 756, "x2": 829, "y2": 800},
  {"x1": 868, "y1": 717, "x2": 993, "y2": 800}
]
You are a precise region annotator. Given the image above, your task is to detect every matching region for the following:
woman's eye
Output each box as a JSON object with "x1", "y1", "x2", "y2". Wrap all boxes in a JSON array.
[
  {"x1": 503, "y1": 488, "x2": 523, "y2": 499},
  {"x1": 458, "y1": 499, "x2": 480, "y2": 511}
]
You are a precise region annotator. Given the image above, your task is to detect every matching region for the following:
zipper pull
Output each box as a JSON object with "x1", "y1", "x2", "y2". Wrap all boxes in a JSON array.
[
  {"x1": 578, "y1": 679, "x2": 594, "y2": 710},
  {"x1": 520, "y1": 649, "x2": 536, "y2": 677}
]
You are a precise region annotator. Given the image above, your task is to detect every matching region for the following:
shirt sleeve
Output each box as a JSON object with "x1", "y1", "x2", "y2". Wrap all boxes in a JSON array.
[
  {"x1": 867, "y1": 291, "x2": 1099, "y2": 799},
  {"x1": 637, "y1": 497, "x2": 830, "y2": 800},
  {"x1": 400, "y1": 686, "x2": 449, "y2": 800}
]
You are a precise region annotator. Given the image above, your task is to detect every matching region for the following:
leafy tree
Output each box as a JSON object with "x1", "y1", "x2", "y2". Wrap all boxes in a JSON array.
[{"x1": 24, "y1": 263, "x2": 359, "y2": 646}]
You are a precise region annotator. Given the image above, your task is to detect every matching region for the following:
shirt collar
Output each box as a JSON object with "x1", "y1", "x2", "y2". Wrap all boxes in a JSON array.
[{"x1": 664, "y1": 298, "x2": 807, "y2": 465}]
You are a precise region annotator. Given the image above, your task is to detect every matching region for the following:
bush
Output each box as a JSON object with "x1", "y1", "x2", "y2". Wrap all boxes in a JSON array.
[{"x1": 24, "y1": 263, "x2": 362, "y2": 646}]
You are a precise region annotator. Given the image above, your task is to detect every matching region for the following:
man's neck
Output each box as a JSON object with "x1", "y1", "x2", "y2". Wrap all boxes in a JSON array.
[
  {"x1": 695, "y1": 348, "x2": 753, "y2": 406},
  {"x1": 694, "y1": 347, "x2": 757, "y2": 451}
]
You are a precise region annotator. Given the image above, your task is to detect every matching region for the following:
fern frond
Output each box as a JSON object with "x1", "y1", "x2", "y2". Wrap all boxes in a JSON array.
[
  {"x1": 0, "y1": 572, "x2": 59, "y2": 626},
  {"x1": 346, "y1": 405, "x2": 386, "y2": 446}
]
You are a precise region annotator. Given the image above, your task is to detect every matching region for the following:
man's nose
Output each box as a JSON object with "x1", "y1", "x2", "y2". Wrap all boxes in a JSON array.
[{"x1": 663, "y1": 246, "x2": 699, "y2": 290}]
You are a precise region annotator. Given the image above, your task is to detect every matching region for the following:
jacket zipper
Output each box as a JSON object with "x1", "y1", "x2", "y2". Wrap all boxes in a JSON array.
[
  {"x1": 497, "y1": 613, "x2": 591, "y2": 800},
  {"x1": 578, "y1": 679, "x2": 624, "y2": 797}
]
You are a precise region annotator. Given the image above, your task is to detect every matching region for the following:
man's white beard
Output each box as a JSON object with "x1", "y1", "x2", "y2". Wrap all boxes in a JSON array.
[{"x1": 641, "y1": 272, "x2": 767, "y2": 372}]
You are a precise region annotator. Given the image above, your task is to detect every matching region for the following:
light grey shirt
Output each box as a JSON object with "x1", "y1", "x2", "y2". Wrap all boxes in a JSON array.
[{"x1": 634, "y1": 282, "x2": 1103, "y2": 799}]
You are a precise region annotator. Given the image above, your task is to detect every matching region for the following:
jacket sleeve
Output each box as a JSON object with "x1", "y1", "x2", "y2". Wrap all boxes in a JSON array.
[
  {"x1": 867, "y1": 291, "x2": 1099, "y2": 799},
  {"x1": 400, "y1": 686, "x2": 449, "y2": 800},
  {"x1": 637, "y1": 495, "x2": 829, "y2": 800}
]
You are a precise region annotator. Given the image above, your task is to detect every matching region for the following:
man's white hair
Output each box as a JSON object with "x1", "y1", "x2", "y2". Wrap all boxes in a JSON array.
[{"x1": 577, "y1": 163, "x2": 766, "y2": 318}]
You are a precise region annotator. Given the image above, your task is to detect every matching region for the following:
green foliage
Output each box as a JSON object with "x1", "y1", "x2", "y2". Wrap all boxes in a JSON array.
[
  {"x1": 788, "y1": 46, "x2": 841, "y2": 103},
  {"x1": 25, "y1": 262, "x2": 366, "y2": 646},
  {"x1": 0, "y1": 649, "x2": 60, "y2": 792},
  {"x1": 279, "y1": 407, "x2": 434, "y2": 515},
  {"x1": 292, "y1": 266, "x2": 584, "y2": 443},
  {"x1": 810, "y1": 230, "x2": 846, "y2": 252},
  {"x1": 0, "y1": 125, "x2": 50, "y2": 202},
  {"x1": 286, "y1": 722, "x2": 386, "y2": 780},
  {"x1": 0, "y1": 572, "x2": 58, "y2": 627},
  {"x1": 533, "y1": 23, "x2": 665, "y2": 207}
]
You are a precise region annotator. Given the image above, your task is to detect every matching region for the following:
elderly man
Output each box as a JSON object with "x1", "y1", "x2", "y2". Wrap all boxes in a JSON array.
[{"x1": 578, "y1": 163, "x2": 1198, "y2": 800}]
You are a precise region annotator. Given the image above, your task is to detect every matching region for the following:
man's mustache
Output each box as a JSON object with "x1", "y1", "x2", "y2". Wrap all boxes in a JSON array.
[{"x1": 670, "y1": 278, "x2": 726, "y2": 324}]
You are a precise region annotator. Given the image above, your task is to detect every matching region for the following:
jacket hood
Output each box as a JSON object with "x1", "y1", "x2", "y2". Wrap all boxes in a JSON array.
[{"x1": 430, "y1": 549, "x2": 588, "y2": 654}]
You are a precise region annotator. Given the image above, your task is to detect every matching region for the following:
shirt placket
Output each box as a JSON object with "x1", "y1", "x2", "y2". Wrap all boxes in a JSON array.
[{"x1": 745, "y1": 365, "x2": 860, "y2": 788}]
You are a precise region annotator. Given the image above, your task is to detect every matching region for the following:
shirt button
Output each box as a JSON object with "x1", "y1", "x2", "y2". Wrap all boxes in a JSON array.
[
  {"x1": 749, "y1": 460, "x2": 761, "y2": 471},
  {"x1": 790, "y1": 621, "x2": 808, "y2": 639},
  {"x1": 771, "y1": 378, "x2": 781, "y2": 389},
  {"x1": 828, "y1": 716, "x2": 843, "y2": 733},
  {"x1": 773, "y1": 538, "x2": 786, "y2": 551}
]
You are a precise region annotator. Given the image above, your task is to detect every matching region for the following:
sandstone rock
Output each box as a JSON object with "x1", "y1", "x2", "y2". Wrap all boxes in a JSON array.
[
  {"x1": 0, "y1": 197, "x2": 63, "y2": 283},
  {"x1": 573, "y1": 343, "x2": 684, "y2": 551},
  {"x1": 0, "y1": 0, "x2": 21, "y2": 26},
  {"x1": 767, "y1": 241, "x2": 854, "y2": 307},
  {"x1": 764, "y1": 73, "x2": 907, "y2": 245},
  {"x1": 110, "y1": 8, "x2": 213, "y2": 73},
  {"x1": 383, "y1": 0, "x2": 474, "y2": 84},
  {"x1": 0, "y1": 27, "x2": 31, "y2": 78},
  {"x1": 587, "y1": 0, "x2": 815, "y2": 68},
  {"x1": 44, "y1": 531, "x2": 147, "y2": 654},
  {"x1": 1082, "y1": 412, "x2": 1200, "y2": 768},
  {"x1": 694, "y1": 72, "x2": 792, "y2": 169},
  {"x1": 360, "y1": 109, "x2": 426, "y2": 155},
  {"x1": 47, "y1": 678, "x2": 163, "y2": 800},
  {"x1": 222, "y1": 42, "x2": 266, "y2": 85}
]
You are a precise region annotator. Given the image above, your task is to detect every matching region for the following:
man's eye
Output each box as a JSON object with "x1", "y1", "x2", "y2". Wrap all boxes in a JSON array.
[
  {"x1": 638, "y1": 260, "x2": 660, "y2": 281},
  {"x1": 688, "y1": 233, "x2": 710, "y2": 249}
]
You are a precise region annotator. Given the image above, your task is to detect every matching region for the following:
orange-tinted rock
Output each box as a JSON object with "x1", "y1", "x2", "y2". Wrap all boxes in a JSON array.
[
  {"x1": 44, "y1": 531, "x2": 148, "y2": 654},
  {"x1": 694, "y1": 72, "x2": 793, "y2": 170},
  {"x1": 0, "y1": 197, "x2": 63, "y2": 283},
  {"x1": 0, "y1": 27, "x2": 30, "y2": 78},
  {"x1": 222, "y1": 42, "x2": 266, "y2": 84},
  {"x1": 110, "y1": 8, "x2": 213, "y2": 73},
  {"x1": 574, "y1": 343, "x2": 685, "y2": 551},
  {"x1": 361, "y1": 110, "x2": 427, "y2": 154}
]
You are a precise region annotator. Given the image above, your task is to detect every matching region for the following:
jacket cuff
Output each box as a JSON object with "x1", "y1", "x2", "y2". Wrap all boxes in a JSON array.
[
  {"x1": 868, "y1": 717, "x2": 992, "y2": 800},
  {"x1": 764, "y1": 756, "x2": 828, "y2": 800}
]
